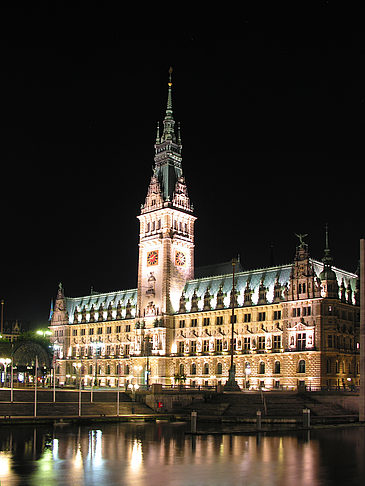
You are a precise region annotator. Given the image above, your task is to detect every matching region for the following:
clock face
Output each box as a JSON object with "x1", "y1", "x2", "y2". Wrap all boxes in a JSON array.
[
  {"x1": 147, "y1": 250, "x2": 159, "y2": 266},
  {"x1": 175, "y1": 251, "x2": 186, "y2": 267}
]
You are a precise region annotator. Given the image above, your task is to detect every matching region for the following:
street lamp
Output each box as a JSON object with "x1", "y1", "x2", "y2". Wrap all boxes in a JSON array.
[
  {"x1": 128, "y1": 382, "x2": 139, "y2": 402},
  {"x1": 0, "y1": 358, "x2": 11, "y2": 387},
  {"x1": 90, "y1": 341, "x2": 102, "y2": 402},
  {"x1": 244, "y1": 363, "x2": 251, "y2": 390},
  {"x1": 73, "y1": 362, "x2": 82, "y2": 416},
  {"x1": 52, "y1": 344, "x2": 62, "y2": 402},
  {"x1": 224, "y1": 258, "x2": 240, "y2": 391},
  {"x1": 36, "y1": 330, "x2": 52, "y2": 337},
  {"x1": 134, "y1": 365, "x2": 143, "y2": 387},
  {"x1": 144, "y1": 335, "x2": 152, "y2": 390}
]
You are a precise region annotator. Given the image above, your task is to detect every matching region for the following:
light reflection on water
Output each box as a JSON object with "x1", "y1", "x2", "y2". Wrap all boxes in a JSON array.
[{"x1": 0, "y1": 423, "x2": 364, "y2": 486}]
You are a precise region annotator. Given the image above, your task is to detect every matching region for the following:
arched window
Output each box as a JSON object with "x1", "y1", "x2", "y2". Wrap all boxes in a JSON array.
[
  {"x1": 179, "y1": 363, "x2": 184, "y2": 375},
  {"x1": 326, "y1": 359, "x2": 331, "y2": 374},
  {"x1": 298, "y1": 359, "x2": 306, "y2": 373},
  {"x1": 191, "y1": 363, "x2": 196, "y2": 375},
  {"x1": 217, "y1": 362, "x2": 223, "y2": 375},
  {"x1": 259, "y1": 362, "x2": 265, "y2": 374},
  {"x1": 203, "y1": 362, "x2": 209, "y2": 375},
  {"x1": 274, "y1": 361, "x2": 281, "y2": 374}
]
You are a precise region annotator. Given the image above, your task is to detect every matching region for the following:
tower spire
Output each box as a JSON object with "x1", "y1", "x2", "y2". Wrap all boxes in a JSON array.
[
  {"x1": 161, "y1": 67, "x2": 176, "y2": 142},
  {"x1": 322, "y1": 223, "x2": 333, "y2": 267}
]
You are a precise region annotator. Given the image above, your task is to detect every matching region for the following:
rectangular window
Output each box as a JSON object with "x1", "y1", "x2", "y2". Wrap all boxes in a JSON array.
[
  {"x1": 125, "y1": 324, "x2": 131, "y2": 332},
  {"x1": 191, "y1": 319, "x2": 198, "y2": 327},
  {"x1": 203, "y1": 317, "x2": 210, "y2": 326},
  {"x1": 97, "y1": 327, "x2": 103, "y2": 335},
  {"x1": 72, "y1": 329, "x2": 78, "y2": 336},
  {"x1": 230, "y1": 315, "x2": 237, "y2": 324},
  {"x1": 106, "y1": 326, "x2": 112, "y2": 334},
  {"x1": 328, "y1": 335, "x2": 333, "y2": 348},
  {"x1": 116, "y1": 325, "x2": 121, "y2": 333},
  {"x1": 124, "y1": 344, "x2": 130, "y2": 356},
  {"x1": 303, "y1": 306, "x2": 311, "y2": 316},
  {"x1": 89, "y1": 328, "x2": 94, "y2": 335},
  {"x1": 81, "y1": 329, "x2": 86, "y2": 336},
  {"x1": 216, "y1": 316, "x2": 223, "y2": 325},
  {"x1": 203, "y1": 340, "x2": 209, "y2": 353},
  {"x1": 179, "y1": 320, "x2": 185, "y2": 328},
  {"x1": 216, "y1": 339, "x2": 223, "y2": 352},
  {"x1": 190, "y1": 341, "x2": 197, "y2": 354},
  {"x1": 273, "y1": 310, "x2": 282, "y2": 320},
  {"x1": 297, "y1": 333, "x2": 306, "y2": 350},
  {"x1": 244, "y1": 314, "x2": 251, "y2": 323},
  {"x1": 257, "y1": 336, "x2": 265, "y2": 349},
  {"x1": 258, "y1": 312, "x2": 266, "y2": 321},
  {"x1": 178, "y1": 341, "x2": 185, "y2": 354},
  {"x1": 273, "y1": 335, "x2": 281, "y2": 350},
  {"x1": 243, "y1": 337, "x2": 251, "y2": 350}
]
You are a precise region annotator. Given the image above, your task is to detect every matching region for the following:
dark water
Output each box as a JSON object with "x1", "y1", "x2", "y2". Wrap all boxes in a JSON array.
[{"x1": 0, "y1": 422, "x2": 364, "y2": 486}]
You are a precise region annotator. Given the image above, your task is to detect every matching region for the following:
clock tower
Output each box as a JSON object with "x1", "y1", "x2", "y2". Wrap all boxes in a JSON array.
[{"x1": 137, "y1": 69, "x2": 196, "y2": 326}]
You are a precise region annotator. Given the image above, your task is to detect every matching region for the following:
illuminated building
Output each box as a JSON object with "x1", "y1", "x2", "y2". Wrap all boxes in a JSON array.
[{"x1": 50, "y1": 71, "x2": 360, "y2": 391}]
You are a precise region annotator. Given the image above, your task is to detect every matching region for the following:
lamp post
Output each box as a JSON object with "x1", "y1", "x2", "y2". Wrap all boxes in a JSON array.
[
  {"x1": 34, "y1": 356, "x2": 38, "y2": 417},
  {"x1": 224, "y1": 258, "x2": 240, "y2": 391},
  {"x1": 116, "y1": 361, "x2": 121, "y2": 416},
  {"x1": 91, "y1": 341, "x2": 102, "y2": 402},
  {"x1": 245, "y1": 363, "x2": 251, "y2": 390},
  {"x1": 10, "y1": 357, "x2": 14, "y2": 402},
  {"x1": 52, "y1": 344, "x2": 62, "y2": 403},
  {"x1": 0, "y1": 358, "x2": 11, "y2": 388},
  {"x1": 129, "y1": 382, "x2": 139, "y2": 402},
  {"x1": 134, "y1": 365, "x2": 143, "y2": 388},
  {"x1": 144, "y1": 335, "x2": 151, "y2": 390},
  {"x1": 73, "y1": 362, "x2": 82, "y2": 416}
]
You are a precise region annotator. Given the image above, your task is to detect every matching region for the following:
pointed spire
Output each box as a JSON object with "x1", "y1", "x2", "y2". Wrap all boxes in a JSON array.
[
  {"x1": 167, "y1": 66, "x2": 173, "y2": 113},
  {"x1": 322, "y1": 223, "x2": 333, "y2": 267},
  {"x1": 161, "y1": 67, "x2": 176, "y2": 142}
]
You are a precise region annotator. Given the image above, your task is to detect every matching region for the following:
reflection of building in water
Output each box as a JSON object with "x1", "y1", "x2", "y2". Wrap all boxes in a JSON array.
[
  {"x1": 3, "y1": 424, "x2": 365, "y2": 485},
  {"x1": 49, "y1": 71, "x2": 360, "y2": 392}
]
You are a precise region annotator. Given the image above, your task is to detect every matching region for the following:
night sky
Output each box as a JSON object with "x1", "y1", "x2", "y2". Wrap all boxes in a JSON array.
[{"x1": 1, "y1": 6, "x2": 364, "y2": 328}]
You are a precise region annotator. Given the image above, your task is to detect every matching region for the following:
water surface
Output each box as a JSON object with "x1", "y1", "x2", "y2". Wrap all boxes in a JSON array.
[{"x1": 0, "y1": 423, "x2": 364, "y2": 486}]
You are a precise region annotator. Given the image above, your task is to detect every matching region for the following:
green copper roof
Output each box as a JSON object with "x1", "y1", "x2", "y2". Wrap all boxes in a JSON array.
[{"x1": 153, "y1": 68, "x2": 183, "y2": 202}]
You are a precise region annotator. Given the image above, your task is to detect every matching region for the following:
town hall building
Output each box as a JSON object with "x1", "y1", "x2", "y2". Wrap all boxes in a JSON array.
[{"x1": 50, "y1": 72, "x2": 360, "y2": 391}]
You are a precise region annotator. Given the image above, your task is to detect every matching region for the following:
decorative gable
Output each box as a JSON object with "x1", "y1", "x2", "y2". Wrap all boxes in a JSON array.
[{"x1": 141, "y1": 175, "x2": 164, "y2": 213}]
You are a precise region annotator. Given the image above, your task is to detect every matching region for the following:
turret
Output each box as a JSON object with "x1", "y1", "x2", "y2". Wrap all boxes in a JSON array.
[{"x1": 319, "y1": 225, "x2": 339, "y2": 298}]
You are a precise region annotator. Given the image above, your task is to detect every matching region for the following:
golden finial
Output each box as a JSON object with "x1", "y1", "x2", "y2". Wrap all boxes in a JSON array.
[{"x1": 168, "y1": 66, "x2": 173, "y2": 86}]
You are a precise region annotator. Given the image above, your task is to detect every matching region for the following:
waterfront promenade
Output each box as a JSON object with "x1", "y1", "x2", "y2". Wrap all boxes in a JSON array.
[{"x1": 0, "y1": 387, "x2": 360, "y2": 429}]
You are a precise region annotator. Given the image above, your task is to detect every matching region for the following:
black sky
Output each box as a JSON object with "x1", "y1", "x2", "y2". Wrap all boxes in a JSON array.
[{"x1": 1, "y1": 5, "x2": 364, "y2": 328}]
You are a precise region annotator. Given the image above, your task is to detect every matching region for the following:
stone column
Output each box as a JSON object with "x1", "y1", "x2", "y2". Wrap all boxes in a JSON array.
[{"x1": 360, "y1": 239, "x2": 365, "y2": 421}]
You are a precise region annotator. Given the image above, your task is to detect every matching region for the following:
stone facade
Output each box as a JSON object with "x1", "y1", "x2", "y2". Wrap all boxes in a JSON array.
[{"x1": 49, "y1": 73, "x2": 360, "y2": 391}]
